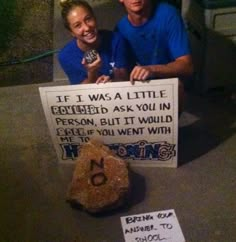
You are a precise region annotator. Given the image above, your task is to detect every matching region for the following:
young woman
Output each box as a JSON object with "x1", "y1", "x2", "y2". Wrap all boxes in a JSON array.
[{"x1": 58, "y1": 0, "x2": 131, "y2": 85}]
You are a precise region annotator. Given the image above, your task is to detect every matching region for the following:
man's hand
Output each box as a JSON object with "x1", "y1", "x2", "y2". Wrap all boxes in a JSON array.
[{"x1": 130, "y1": 65, "x2": 153, "y2": 84}]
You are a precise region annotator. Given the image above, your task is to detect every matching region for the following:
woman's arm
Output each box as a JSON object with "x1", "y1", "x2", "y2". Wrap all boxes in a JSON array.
[
  {"x1": 81, "y1": 53, "x2": 102, "y2": 84},
  {"x1": 113, "y1": 67, "x2": 129, "y2": 82}
]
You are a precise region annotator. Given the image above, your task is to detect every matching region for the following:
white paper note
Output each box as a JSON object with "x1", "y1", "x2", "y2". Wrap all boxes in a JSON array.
[{"x1": 121, "y1": 209, "x2": 185, "y2": 242}]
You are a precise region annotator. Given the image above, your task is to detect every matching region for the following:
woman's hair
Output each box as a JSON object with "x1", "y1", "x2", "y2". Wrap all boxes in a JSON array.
[{"x1": 60, "y1": 0, "x2": 95, "y2": 30}]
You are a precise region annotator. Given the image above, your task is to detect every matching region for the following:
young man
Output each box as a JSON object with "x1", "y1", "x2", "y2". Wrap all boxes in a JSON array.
[
  {"x1": 116, "y1": 0, "x2": 193, "y2": 113},
  {"x1": 116, "y1": 0, "x2": 193, "y2": 83}
]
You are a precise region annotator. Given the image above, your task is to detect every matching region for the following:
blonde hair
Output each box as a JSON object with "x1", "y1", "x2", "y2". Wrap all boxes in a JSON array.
[{"x1": 60, "y1": 0, "x2": 95, "y2": 30}]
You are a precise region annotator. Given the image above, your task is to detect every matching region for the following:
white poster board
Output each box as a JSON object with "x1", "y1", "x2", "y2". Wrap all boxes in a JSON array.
[
  {"x1": 120, "y1": 209, "x2": 185, "y2": 242},
  {"x1": 39, "y1": 79, "x2": 178, "y2": 167}
]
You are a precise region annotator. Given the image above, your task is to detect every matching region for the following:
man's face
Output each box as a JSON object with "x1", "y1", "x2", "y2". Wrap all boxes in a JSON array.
[{"x1": 119, "y1": 0, "x2": 150, "y2": 14}]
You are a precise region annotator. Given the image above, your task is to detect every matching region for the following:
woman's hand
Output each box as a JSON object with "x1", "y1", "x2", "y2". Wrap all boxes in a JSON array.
[
  {"x1": 96, "y1": 75, "x2": 111, "y2": 84},
  {"x1": 81, "y1": 52, "x2": 111, "y2": 84},
  {"x1": 82, "y1": 53, "x2": 102, "y2": 73},
  {"x1": 82, "y1": 53, "x2": 102, "y2": 83}
]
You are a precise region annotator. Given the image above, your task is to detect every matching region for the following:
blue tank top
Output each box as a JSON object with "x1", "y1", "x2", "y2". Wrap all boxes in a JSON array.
[{"x1": 58, "y1": 30, "x2": 131, "y2": 85}]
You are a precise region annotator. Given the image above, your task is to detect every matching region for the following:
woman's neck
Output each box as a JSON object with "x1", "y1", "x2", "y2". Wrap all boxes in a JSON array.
[{"x1": 77, "y1": 34, "x2": 100, "y2": 52}]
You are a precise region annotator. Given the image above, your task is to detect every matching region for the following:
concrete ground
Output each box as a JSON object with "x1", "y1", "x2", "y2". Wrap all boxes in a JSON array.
[{"x1": 0, "y1": 81, "x2": 235, "y2": 242}]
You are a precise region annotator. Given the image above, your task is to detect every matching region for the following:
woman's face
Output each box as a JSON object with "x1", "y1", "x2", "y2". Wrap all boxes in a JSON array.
[{"x1": 67, "y1": 6, "x2": 97, "y2": 45}]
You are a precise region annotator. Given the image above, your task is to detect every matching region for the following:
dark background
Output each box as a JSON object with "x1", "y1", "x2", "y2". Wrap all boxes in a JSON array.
[
  {"x1": 0, "y1": 0, "x2": 182, "y2": 87},
  {"x1": 0, "y1": 0, "x2": 53, "y2": 87}
]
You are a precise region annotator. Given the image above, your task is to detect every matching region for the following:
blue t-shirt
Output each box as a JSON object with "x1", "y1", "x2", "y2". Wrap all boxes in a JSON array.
[
  {"x1": 116, "y1": 3, "x2": 190, "y2": 66},
  {"x1": 58, "y1": 30, "x2": 131, "y2": 85}
]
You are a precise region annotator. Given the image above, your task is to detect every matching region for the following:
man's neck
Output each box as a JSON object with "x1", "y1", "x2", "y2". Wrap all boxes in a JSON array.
[
  {"x1": 128, "y1": 13, "x2": 149, "y2": 26},
  {"x1": 127, "y1": 3, "x2": 152, "y2": 26}
]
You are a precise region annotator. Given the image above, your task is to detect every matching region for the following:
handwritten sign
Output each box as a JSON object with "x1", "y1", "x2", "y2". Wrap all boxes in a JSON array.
[
  {"x1": 39, "y1": 79, "x2": 178, "y2": 167},
  {"x1": 120, "y1": 209, "x2": 185, "y2": 242}
]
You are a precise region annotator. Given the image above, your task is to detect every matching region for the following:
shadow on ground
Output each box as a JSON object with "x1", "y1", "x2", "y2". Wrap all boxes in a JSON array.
[{"x1": 178, "y1": 90, "x2": 236, "y2": 166}]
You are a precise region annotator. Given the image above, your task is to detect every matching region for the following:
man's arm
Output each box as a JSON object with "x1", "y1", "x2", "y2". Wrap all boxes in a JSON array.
[{"x1": 129, "y1": 54, "x2": 193, "y2": 83}]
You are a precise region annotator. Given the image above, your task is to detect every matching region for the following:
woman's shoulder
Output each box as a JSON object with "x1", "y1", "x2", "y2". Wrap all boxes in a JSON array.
[
  {"x1": 59, "y1": 38, "x2": 80, "y2": 59},
  {"x1": 99, "y1": 29, "x2": 124, "y2": 43}
]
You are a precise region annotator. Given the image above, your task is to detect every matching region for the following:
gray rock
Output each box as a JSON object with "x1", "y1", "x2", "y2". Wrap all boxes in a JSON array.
[
  {"x1": 84, "y1": 49, "x2": 98, "y2": 64},
  {"x1": 67, "y1": 140, "x2": 130, "y2": 213}
]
